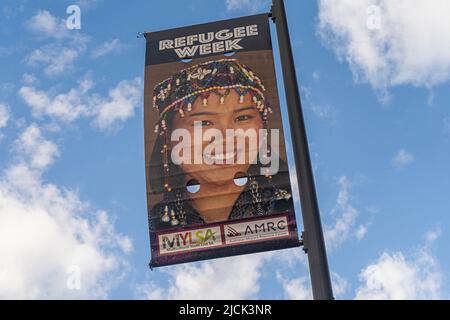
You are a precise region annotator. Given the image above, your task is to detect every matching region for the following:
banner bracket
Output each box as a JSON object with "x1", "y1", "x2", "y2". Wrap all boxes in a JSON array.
[
  {"x1": 300, "y1": 231, "x2": 307, "y2": 253},
  {"x1": 137, "y1": 32, "x2": 151, "y2": 39},
  {"x1": 269, "y1": 6, "x2": 275, "y2": 23}
]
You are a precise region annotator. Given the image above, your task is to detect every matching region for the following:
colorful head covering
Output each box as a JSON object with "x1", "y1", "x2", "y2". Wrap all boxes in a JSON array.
[{"x1": 152, "y1": 59, "x2": 272, "y2": 134}]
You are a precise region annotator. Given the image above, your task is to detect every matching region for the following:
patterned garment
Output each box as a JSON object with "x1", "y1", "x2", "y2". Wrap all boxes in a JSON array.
[{"x1": 149, "y1": 182, "x2": 293, "y2": 231}]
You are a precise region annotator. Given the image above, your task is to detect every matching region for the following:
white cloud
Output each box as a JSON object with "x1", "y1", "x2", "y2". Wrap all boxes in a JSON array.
[
  {"x1": 276, "y1": 272, "x2": 312, "y2": 300},
  {"x1": 318, "y1": 0, "x2": 450, "y2": 89},
  {"x1": 300, "y1": 86, "x2": 337, "y2": 122},
  {"x1": 0, "y1": 103, "x2": 10, "y2": 129},
  {"x1": 0, "y1": 125, "x2": 132, "y2": 299},
  {"x1": 25, "y1": 44, "x2": 86, "y2": 77},
  {"x1": 331, "y1": 272, "x2": 349, "y2": 298},
  {"x1": 22, "y1": 73, "x2": 38, "y2": 85},
  {"x1": 355, "y1": 224, "x2": 368, "y2": 241},
  {"x1": 76, "y1": 0, "x2": 103, "y2": 10},
  {"x1": 93, "y1": 78, "x2": 142, "y2": 130},
  {"x1": 137, "y1": 253, "x2": 273, "y2": 300},
  {"x1": 25, "y1": 10, "x2": 67, "y2": 40},
  {"x1": 274, "y1": 248, "x2": 314, "y2": 300},
  {"x1": 300, "y1": 86, "x2": 312, "y2": 100},
  {"x1": 425, "y1": 227, "x2": 442, "y2": 245},
  {"x1": 310, "y1": 104, "x2": 336, "y2": 121},
  {"x1": 225, "y1": 0, "x2": 270, "y2": 13},
  {"x1": 19, "y1": 80, "x2": 92, "y2": 123},
  {"x1": 15, "y1": 124, "x2": 59, "y2": 170},
  {"x1": 25, "y1": 10, "x2": 89, "y2": 77},
  {"x1": 391, "y1": 149, "x2": 414, "y2": 168},
  {"x1": 355, "y1": 249, "x2": 442, "y2": 300},
  {"x1": 91, "y1": 39, "x2": 122, "y2": 59},
  {"x1": 325, "y1": 176, "x2": 362, "y2": 249},
  {"x1": 137, "y1": 247, "x2": 314, "y2": 300},
  {"x1": 19, "y1": 77, "x2": 142, "y2": 131}
]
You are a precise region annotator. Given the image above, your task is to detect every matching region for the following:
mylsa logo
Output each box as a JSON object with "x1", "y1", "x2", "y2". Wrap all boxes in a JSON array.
[{"x1": 159, "y1": 226, "x2": 222, "y2": 255}]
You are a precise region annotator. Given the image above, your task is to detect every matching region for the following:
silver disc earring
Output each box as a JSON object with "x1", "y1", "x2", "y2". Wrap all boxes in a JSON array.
[
  {"x1": 186, "y1": 180, "x2": 201, "y2": 194},
  {"x1": 233, "y1": 172, "x2": 248, "y2": 187}
]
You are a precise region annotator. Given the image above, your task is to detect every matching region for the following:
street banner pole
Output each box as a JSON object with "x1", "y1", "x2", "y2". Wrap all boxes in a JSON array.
[{"x1": 271, "y1": 0, "x2": 334, "y2": 300}]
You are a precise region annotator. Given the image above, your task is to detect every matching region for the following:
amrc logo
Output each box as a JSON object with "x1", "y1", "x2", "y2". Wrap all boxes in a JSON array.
[{"x1": 224, "y1": 216, "x2": 289, "y2": 245}]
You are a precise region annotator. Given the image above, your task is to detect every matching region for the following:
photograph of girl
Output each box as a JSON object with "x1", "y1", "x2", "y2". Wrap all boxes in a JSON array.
[{"x1": 147, "y1": 58, "x2": 294, "y2": 231}]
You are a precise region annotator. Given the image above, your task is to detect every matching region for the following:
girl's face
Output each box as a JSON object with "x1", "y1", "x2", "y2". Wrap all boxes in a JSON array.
[{"x1": 171, "y1": 90, "x2": 264, "y2": 187}]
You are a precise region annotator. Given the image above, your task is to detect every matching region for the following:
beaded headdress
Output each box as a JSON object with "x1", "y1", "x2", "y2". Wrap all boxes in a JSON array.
[
  {"x1": 152, "y1": 59, "x2": 272, "y2": 132},
  {"x1": 151, "y1": 59, "x2": 273, "y2": 226}
]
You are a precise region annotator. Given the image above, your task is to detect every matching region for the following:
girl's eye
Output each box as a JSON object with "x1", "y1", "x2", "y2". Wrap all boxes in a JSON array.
[
  {"x1": 235, "y1": 115, "x2": 254, "y2": 123},
  {"x1": 193, "y1": 120, "x2": 214, "y2": 127}
]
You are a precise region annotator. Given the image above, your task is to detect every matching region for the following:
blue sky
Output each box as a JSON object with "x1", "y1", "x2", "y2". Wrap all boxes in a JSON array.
[{"x1": 0, "y1": 0, "x2": 449, "y2": 299}]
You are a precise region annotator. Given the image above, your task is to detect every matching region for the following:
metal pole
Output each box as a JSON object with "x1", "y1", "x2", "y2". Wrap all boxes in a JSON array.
[{"x1": 271, "y1": 0, "x2": 334, "y2": 300}]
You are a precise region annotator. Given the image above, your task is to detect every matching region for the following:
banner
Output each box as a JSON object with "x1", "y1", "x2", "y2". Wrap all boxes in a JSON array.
[{"x1": 144, "y1": 14, "x2": 301, "y2": 267}]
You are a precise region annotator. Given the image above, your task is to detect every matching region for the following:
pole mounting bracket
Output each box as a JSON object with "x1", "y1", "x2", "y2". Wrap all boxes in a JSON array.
[
  {"x1": 269, "y1": 5, "x2": 277, "y2": 23},
  {"x1": 300, "y1": 231, "x2": 308, "y2": 254}
]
